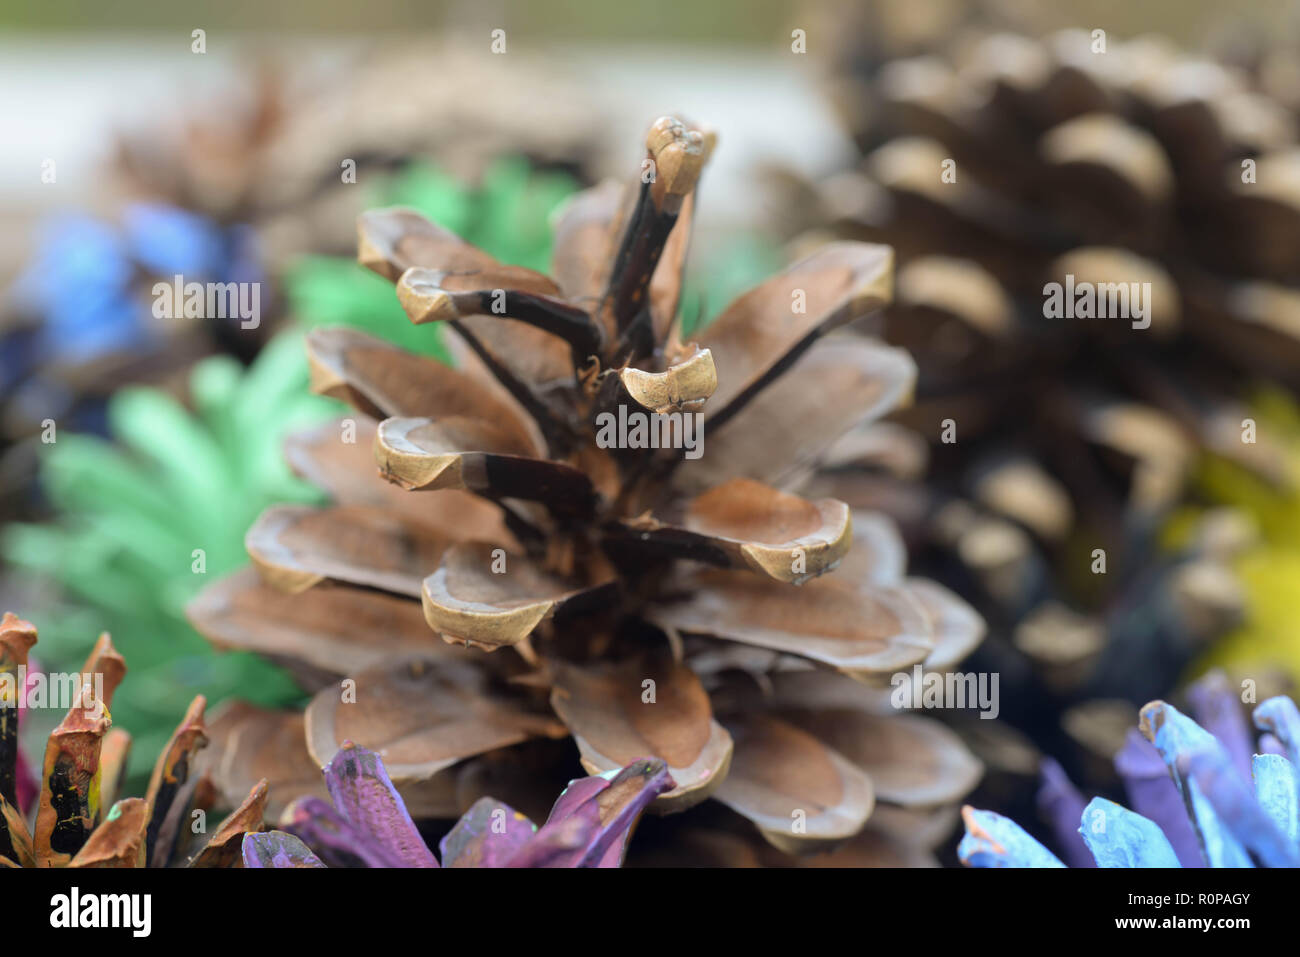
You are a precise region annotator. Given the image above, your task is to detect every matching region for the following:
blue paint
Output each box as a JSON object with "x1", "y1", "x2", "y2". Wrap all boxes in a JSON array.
[
  {"x1": 958, "y1": 807, "x2": 1066, "y2": 868},
  {"x1": 1078, "y1": 797, "x2": 1180, "y2": 868},
  {"x1": 962, "y1": 686, "x2": 1300, "y2": 869}
]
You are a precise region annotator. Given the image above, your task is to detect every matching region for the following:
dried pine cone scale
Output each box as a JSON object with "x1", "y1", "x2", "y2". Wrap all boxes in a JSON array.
[{"x1": 190, "y1": 116, "x2": 988, "y2": 859}]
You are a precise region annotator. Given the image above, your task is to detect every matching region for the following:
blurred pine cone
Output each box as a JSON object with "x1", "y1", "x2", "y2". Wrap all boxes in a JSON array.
[
  {"x1": 114, "y1": 43, "x2": 602, "y2": 271},
  {"x1": 112, "y1": 45, "x2": 604, "y2": 310},
  {"x1": 777, "y1": 28, "x2": 1300, "y2": 784},
  {"x1": 1, "y1": 70, "x2": 286, "y2": 465},
  {"x1": 189, "y1": 116, "x2": 987, "y2": 865}
]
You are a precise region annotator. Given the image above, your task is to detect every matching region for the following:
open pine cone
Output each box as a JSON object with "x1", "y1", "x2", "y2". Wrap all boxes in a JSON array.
[{"x1": 188, "y1": 116, "x2": 985, "y2": 863}]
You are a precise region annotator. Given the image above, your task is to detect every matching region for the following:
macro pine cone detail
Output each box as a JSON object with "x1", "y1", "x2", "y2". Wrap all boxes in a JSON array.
[{"x1": 189, "y1": 116, "x2": 986, "y2": 863}]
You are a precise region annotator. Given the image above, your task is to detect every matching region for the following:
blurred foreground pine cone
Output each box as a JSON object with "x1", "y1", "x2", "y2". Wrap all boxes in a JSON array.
[{"x1": 1, "y1": 613, "x2": 265, "y2": 868}]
